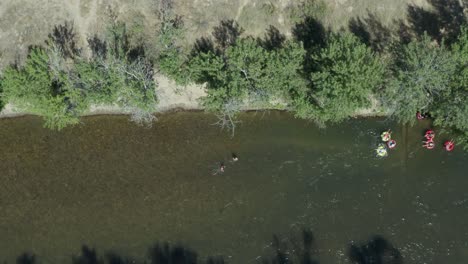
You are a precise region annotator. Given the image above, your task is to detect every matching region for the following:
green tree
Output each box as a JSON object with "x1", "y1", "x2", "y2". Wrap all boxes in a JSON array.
[
  {"x1": 384, "y1": 34, "x2": 457, "y2": 124},
  {"x1": 432, "y1": 27, "x2": 468, "y2": 148},
  {"x1": 189, "y1": 38, "x2": 306, "y2": 111},
  {"x1": 76, "y1": 21, "x2": 158, "y2": 124},
  {"x1": 188, "y1": 37, "x2": 306, "y2": 135},
  {"x1": 251, "y1": 40, "x2": 307, "y2": 108},
  {"x1": 188, "y1": 50, "x2": 228, "y2": 111},
  {"x1": 156, "y1": 15, "x2": 190, "y2": 85},
  {"x1": 0, "y1": 75, "x2": 4, "y2": 112},
  {"x1": 1, "y1": 47, "x2": 84, "y2": 129},
  {"x1": 294, "y1": 32, "x2": 386, "y2": 125}
]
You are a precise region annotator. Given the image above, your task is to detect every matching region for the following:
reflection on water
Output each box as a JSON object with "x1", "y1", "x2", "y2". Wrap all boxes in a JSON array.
[{"x1": 0, "y1": 112, "x2": 467, "y2": 264}]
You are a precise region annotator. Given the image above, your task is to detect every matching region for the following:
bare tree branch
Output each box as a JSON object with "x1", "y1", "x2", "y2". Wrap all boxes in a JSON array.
[{"x1": 212, "y1": 99, "x2": 242, "y2": 137}]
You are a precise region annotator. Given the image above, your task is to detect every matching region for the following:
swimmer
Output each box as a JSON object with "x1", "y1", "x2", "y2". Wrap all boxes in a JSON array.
[
  {"x1": 381, "y1": 130, "x2": 392, "y2": 142},
  {"x1": 416, "y1": 111, "x2": 424, "y2": 120},
  {"x1": 376, "y1": 144, "x2": 388, "y2": 157},
  {"x1": 232, "y1": 153, "x2": 238, "y2": 162},
  {"x1": 220, "y1": 164, "x2": 225, "y2": 172},
  {"x1": 387, "y1": 139, "x2": 396, "y2": 149}
]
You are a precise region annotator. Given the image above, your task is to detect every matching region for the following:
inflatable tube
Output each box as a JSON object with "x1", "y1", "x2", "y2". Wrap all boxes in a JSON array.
[
  {"x1": 444, "y1": 141, "x2": 454, "y2": 152},
  {"x1": 424, "y1": 141, "x2": 435, "y2": 149},
  {"x1": 387, "y1": 139, "x2": 397, "y2": 149},
  {"x1": 425, "y1": 130, "x2": 435, "y2": 140},
  {"x1": 376, "y1": 144, "x2": 388, "y2": 157},
  {"x1": 381, "y1": 131, "x2": 391, "y2": 142}
]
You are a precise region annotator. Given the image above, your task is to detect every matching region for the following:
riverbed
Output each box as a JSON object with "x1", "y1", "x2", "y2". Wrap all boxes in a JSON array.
[{"x1": 0, "y1": 112, "x2": 467, "y2": 263}]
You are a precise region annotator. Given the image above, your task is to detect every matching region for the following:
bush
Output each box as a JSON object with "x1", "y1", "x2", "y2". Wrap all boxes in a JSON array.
[
  {"x1": 432, "y1": 27, "x2": 468, "y2": 148},
  {"x1": 156, "y1": 15, "x2": 190, "y2": 85},
  {"x1": 294, "y1": 32, "x2": 386, "y2": 125},
  {"x1": 1, "y1": 47, "x2": 84, "y2": 129},
  {"x1": 0, "y1": 20, "x2": 158, "y2": 130},
  {"x1": 383, "y1": 34, "x2": 457, "y2": 124},
  {"x1": 189, "y1": 38, "x2": 306, "y2": 112}
]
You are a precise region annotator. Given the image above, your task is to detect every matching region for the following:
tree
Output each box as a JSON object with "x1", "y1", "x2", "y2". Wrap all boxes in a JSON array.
[
  {"x1": 155, "y1": 2, "x2": 189, "y2": 85},
  {"x1": 432, "y1": 27, "x2": 468, "y2": 148},
  {"x1": 383, "y1": 33, "x2": 457, "y2": 124},
  {"x1": 1, "y1": 47, "x2": 84, "y2": 129},
  {"x1": 0, "y1": 69, "x2": 4, "y2": 112},
  {"x1": 189, "y1": 38, "x2": 307, "y2": 111},
  {"x1": 294, "y1": 32, "x2": 386, "y2": 125},
  {"x1": 252, "y1": 40, "x2": 307, "y2": 107},
  {"x1": 188, "y1": 37, "x2": 306, "y2": 134},
  {"x1": 74, "y1": 21, "x2": 158, "y2": 125},
  {"x1": 0, "y1": 20, "x2": 158, "y2": 130}
]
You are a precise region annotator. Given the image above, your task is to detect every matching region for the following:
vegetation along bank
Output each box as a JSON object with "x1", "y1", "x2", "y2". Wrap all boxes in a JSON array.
[{"x1": 0, "y1": 0, "x2": 466, "y2": 147}]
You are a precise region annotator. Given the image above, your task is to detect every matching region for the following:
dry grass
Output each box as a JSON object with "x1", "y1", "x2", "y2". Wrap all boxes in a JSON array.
[{"x1": 0, "y1": 0, "x2": 432, "y2": 70}]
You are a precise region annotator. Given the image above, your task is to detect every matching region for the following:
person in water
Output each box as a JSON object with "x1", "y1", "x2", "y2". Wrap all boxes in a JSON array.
[
  {"x1": 425, "y1": 130, "x2": 435, "y2": 140},
  {"x1": 381, "y1": 130, "x2": 392, "y2": 142},
  {"x1": 423, "y1": 140, "x2": 435, "y2": 149},
  {"x1": 376, "y1": 144, "x2": 388, "y2": 157},
  {"x1": 387, "y1": 139, "x2": 396, "y2": 149},
  {"x1": 416, "y1": 111, "x2": 424, "y2": 120},
  {"x1": 444, "y1": 140, "x2": 455, "y2": 152},
  {"x1": 220, "y1": 163, "x2": 225, "y2": 172},
  {"x1": 232, "y1": 153, "x2": 238, "y2": 162}
]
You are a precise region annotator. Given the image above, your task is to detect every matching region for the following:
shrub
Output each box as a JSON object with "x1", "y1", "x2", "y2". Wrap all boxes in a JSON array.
[
  {"x1": 383, "y1": 34, "x2": 457, "y2": 124},
  {"x1": 294, "y1": 32, "x2": 386, "y2": 125},
  {"x1": 1, "y1": 47, "x2": 84, "y2": 129}
]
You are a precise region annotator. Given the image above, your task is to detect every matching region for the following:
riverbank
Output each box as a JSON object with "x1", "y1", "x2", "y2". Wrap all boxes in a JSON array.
[
  {"x1": 0, "y1": 74, "x2": 386, "y2": 120},
  {"x1": 0, "y1": 74, "x2": 205, "y2": 119}
]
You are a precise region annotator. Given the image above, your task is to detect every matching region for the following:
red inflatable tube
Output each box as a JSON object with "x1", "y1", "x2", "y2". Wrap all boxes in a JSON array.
[
  {"x1": 423, "y1": 140, "x2": 435, "y2": 149},
  {"x1": 425, "y1": 130, "x2": 435, "y2": 140},
  {"x1": 387, "y1": 139, "x2": 397, "y2": 149},
  {"x1": 444, "y1": 141, "x2": 455, "y2": 152}
]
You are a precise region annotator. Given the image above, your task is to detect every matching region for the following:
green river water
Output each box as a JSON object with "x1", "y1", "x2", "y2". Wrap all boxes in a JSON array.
[{"x1": 0, "y1": 112, "x2": 467, "y2": 263}]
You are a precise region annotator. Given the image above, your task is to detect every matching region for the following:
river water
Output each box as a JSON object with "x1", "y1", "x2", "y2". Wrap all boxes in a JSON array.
[{"x1": 0, "y1": 112, "x2": 467, "y2": 263}]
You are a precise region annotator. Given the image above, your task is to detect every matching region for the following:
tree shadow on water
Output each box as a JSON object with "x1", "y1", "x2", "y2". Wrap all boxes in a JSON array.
[
  {"x1": 16, "y1": 253, "x2": 36, "y2": 264},
  {"x1": 73, "y1": 246, "x2": 102, "y2": 264},
  {"x1": 106, "y1": 252, "x2": 137, "y2": 264},
  {"x1": 348, "y1": 236, "x2": 402, "y2": 264},
  {"x1": 149, "y1": 243, "x2": 197, "y2": 264},
  {"x1": 262, "y1": 229, "x2": 320, "y2": 264},
  {"x1": 9, "y1": 235, "x2": 402, "y2": 264}
]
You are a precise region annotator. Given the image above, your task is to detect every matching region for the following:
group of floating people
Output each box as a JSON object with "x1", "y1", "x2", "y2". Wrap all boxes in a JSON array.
[
  {"x1": 376, "y1": 111, "x2": 455, "y2": 157},
  {"x1": 421, "y1": 129, "x2": 455, "y2": 151},
  {"x1": 376, "y1": 130, "x2": 396, "y2": 157},
  {"x1": 417, "y1": 111, "x2": 455, "y2": 151}
]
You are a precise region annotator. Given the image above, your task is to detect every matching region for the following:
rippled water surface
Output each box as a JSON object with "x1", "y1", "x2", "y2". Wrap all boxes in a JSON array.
[{"x1": 0, "y1": 112, "x2": 467, "y2": 263}]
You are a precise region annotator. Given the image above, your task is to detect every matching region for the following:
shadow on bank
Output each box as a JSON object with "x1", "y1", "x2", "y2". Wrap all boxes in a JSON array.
[
  {"x1": 11, "y1": 231, "x2": 403, "y2": 264},
  {"x1": 348, "y1": 0, "x2": 466, "y2": 50}
]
